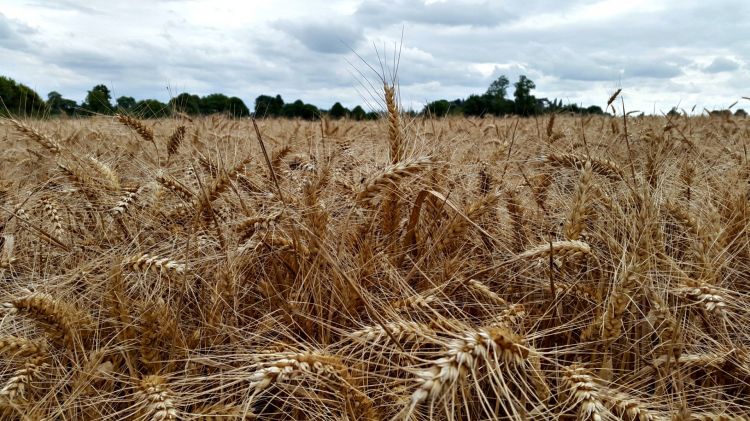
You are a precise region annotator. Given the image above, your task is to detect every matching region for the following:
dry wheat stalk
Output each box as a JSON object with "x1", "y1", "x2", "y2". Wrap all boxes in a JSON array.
[
  {"x1": 41, "y1": 197, "x2": 65, "y2": 241},
  {"x1": 564, "y1": 161, "x2": 595, "y2": 241},
  {"x1": 542, "y1": 153, "x2": 625, "y2": 180},
  {"x1": 138, "y1": 375, "x2": 178, "y2": 420},
  {"x1": 125, "y1": 253, "x2": 186, "y2": 275},
  {"x1": 0, "y1": 336, "x2": 48, "y2": 359},
  {"x1": 515, "y1": 240, "x2": 591, "y2": 261},
  {"x1": 407, "y1": 326, "x2": 528, "y2": 408},
  {"x1": 8, "y1": 119, "x2": 61, "y2": 154},
  {"x1": 561, "y1": 365, "x2": 607, "y2": 421},
  {"x1": 4, "y1": 292, "x2": 87, "y2": 348},
  {"x1": 167, "y1": 125, "x2": 185, "y2": 158},
  {"x1": 117, "y1": 114, "x2": 155, "y2": 143},
  {"x1": 356, "y1": 157, "x2": 433, "y2": 206},
  {"x1": 110, "y1": 190, "x2": 139, "y2": 216},
  {"x1": 0, "y1": 356, "x2": 47, "y2": 403}
]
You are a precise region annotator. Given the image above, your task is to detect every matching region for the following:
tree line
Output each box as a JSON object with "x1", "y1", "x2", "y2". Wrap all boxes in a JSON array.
[
  {"x1": 423, "y1": 74, "x2": 605, "y2": 117},
  {"x1": 3, "y1": 73, "x2": 612, "y2": 120},
  {"x1": 0, "y1": 75, "x2": 381, "y2": 120}
]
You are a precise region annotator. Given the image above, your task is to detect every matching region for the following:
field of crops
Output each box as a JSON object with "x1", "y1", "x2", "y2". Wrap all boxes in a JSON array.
[{"x1": 1, "y1": 97, "x2": 749, "y2": 419}]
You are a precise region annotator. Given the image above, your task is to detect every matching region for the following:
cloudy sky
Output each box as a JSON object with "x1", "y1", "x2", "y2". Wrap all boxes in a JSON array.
[{"x1": 1, "y1": 0, "x2": 748, "y2": 113}]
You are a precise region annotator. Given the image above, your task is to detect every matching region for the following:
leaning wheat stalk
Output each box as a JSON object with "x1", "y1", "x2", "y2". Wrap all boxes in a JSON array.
[
  {"x1": 405, "y1": 326, "x2": 529, "y2": 415},
  {"x1": 138, "y1": 375, "x2": 178, "y2": 420},
  {"x1": 125, "y1": 253, "x2": 186, "y2": 275},
  {"x1": 515, "y1": 240, "x2": 591, "y2": 261},
  {"x1": 8, "y1": 119, "x2": 61, "y2": 154},
  {"x1": 357, "y1": 157, "x2": 433, "y2": 206}
]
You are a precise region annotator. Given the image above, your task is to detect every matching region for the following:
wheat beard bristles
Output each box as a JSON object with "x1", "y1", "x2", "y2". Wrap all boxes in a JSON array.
[
  {"x1": 0, "y1": 356, "x2": 48, "y2": 403},
  {"x1": 116, "y1": 114, "x2": 155, "y2": 143},
  {"x1": 562, "y1": 365, "x2": 606, "y2": 421},
  {"x1": 138, "y1": 375, "x2": 178, "y2": 420},
  {"x1": 8, "y1": 119, "x2": 61, "y2": 154},
  {"x1": 125, "y1": 253, "x2": 186, "y2": 275},
  {"x1": 356, "y1": 156, "x2": 433, "y2": 206},
  {"x1": 4, "y1": 292, "x2": 84, "y2": 349},
  {"x1": 515, "y1": 240, "x2": 591, "y2": 261},
  {"x1": 407, "y1": 327, "x2": 528, "y2": 409}
]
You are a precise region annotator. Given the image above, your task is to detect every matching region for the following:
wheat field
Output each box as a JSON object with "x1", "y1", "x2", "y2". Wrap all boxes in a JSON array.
[{"x1": 0, "y1": 90, "x2": 749, "y2": 420}]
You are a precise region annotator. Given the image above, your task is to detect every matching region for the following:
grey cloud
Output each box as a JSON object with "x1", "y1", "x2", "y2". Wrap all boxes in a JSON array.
[
  {"x1": 25, "y1": 0, "x2": 102, "y2": 14},
  {"x1": 704, "y1": 57, "x2": 740, "y2": 73},
  {"x1": 274, "y1": 21, "x2": 363, "y2": 54},
  {"x1": 621, "y1": 60, "x2": 683, "y2": 79},
  {"x1": 0, "y1": 12, "x2": 36, "y2": 50},
  {"x1": 355, "y1": 0, "x2": 514, "y2": 28}
]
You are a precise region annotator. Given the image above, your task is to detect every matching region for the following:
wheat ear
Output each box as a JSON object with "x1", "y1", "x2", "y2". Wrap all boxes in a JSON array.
[
  {"x1": 138, "y1": 375, "x2": 178, "y2": 420},
  {"x1": 357, "y1": 157, "x2": 433, "y2": 206}
]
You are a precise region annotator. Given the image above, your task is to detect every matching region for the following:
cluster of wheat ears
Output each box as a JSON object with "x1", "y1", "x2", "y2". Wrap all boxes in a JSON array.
[{"x1": 0, "y1": 86, "x2": 748, "y2": 420}]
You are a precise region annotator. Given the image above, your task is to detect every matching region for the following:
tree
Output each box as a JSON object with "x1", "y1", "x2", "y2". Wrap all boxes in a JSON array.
[
  {"x1": 329, "y1": 102, "x2": 349, "y2": 119},
  {"x1": 226, "y1": 96, "x2": 250, "y2": 117},
  {"x1": 199, "y1": 93, "x2": 231, "y2": 115},
  {"x1": 169, "y1": 93, "x2": 201, "y2": 115},
  {"x1": 463, "y1": 94, "x2": 490, "y2": 117},
  {"x1": 283, "y1": 99, "x2": 319, "y2": 120},
  {"x1": 423, "y1": 99, "x2": 451, "y2": 117},
  {"x1": 82, "y1": 84, "x2": 113, "y2": 114},
  {"x1": 486, "y1": 75, "x2": 510, "y2": 99},
  {"x1": 350, "y1": 105, "x2": 367, "y2": 121},
  {"x1": 116, "y1": 96, "x2": 136, "y2": 112},
  {"x1": 513, "y1": 75, "x2": 537, "y2": 116},
  {"x1": 735, "y1": 109, "x2": 747, "y2": 118},
  {"x1": 254, "y1": 94, "x2": 285, "y2": 117},
  {"x1": 135, "y1": 99, "x2": 170, "y2": 118},
  {"x1": 0, "y1": 76, "x2": 46, "y2": 117},
  {"x1": 47, "y1": 91, "x2": 77, "y2": 116}
]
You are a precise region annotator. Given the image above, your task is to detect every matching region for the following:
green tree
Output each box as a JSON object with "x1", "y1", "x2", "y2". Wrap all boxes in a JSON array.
[
  {"x1": 135, "y1": 99, "x2": 170, "y2": 118},
  {"x1": 46, "y1": 91, "x2": 77, "y2": 116},
  {"x1": 283, "y1": 99, "x2": 319, "y2": 120},
  {"x1": 463, "y1": 94, "x2": 490, "y2": 117},
  {"x1": 486, "y1": 75, "x2": 510, "y2": 99},
  {"x1": 513, "y1": 75, "x2": 537, "y2": 116},
  {"x1": 254, "y1": 94, "x2": 285, "y2": 117},
  {"x1": 116, "y1": 96, "x2": 136, "y2": 112},
  {"x1": 329, "y1": 102, "x2": 349, "y2": 119},
  {"x1": 423, "y1": 99, "x2": 450, "y2": 117},
  {"x1": 350, "y1": 105, "x2": 367, "y2": 121},
  {"x1": 169, "y1": 93, "x2": 201, "y2": 115},
  {"x1": 585, "y1": 105, "x2": 604, "y2": 115},
  {"x1": 226, "y1": 96, "x2": 250, "y2": 117},
  {"x1": 82, "y1": 84, "x2": 113, "y2": 115},
  {"x1": 200, "y1": 93, "x2": 231, "y2": 115},
  {"x1": 0, "y1": 76, "x2": 46, "y2": 117}
]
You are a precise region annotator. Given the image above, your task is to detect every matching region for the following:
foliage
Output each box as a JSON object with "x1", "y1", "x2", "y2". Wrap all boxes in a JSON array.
[
  {"x1": 82, "y1": 84, "x2": 113, "y2": 115},
  {"x1": 486, "y1": 75, "x2": 510, "y2": 98},
  {"x1": 47, "y1": 91, "x2": 77, "y2": 116},
  {"x1": 135, "y1": 99, "x2": 170, "y2": 118},
  {"x1": 0, "y1": 76, "x2": 46, "y2": 117},
  {"x1": 329, "y1": 102, "x2": 349, "y2": 119},
  {"x1": 169, "y1": 93, "x2": 201, "y2": 115},
  {"x1": 254, "y1": 94, "x2": 285, "y2": 117},
  {"x1": 116, "y1": 96, "x2": 137, "y2": 112},
  {"x1": 283, "y1": 99, "x2": 319, "y2": 120},
  {"x1": 423, "y1": 99, "x2": 464, "y2": 117},
  {"x1": 513, "y1": 75, "x2": 537, "y2": 116}
]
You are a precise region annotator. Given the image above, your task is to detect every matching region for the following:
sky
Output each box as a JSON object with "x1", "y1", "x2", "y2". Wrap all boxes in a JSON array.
[{"x1": 1, "y1": 0, "x2": 748, "y2": 114}]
